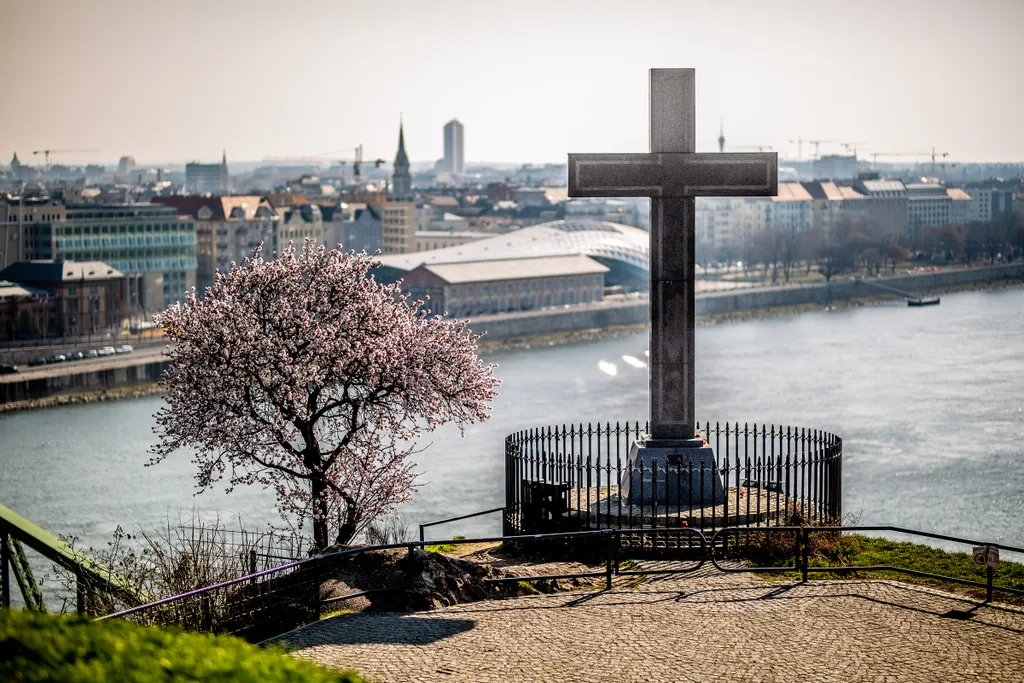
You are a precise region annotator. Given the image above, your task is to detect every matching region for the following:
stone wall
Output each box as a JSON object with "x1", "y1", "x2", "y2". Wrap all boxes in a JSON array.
[{"x1": 468, "y1": 298, "x2": 649, "y2": 341}]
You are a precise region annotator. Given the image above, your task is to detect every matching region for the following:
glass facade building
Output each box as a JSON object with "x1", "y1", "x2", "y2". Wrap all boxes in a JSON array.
[{"x1": 13, "y1": 203, "x2": 196, "y2": 311}]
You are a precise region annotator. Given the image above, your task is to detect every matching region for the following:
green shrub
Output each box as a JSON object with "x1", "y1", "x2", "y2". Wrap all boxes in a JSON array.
[{"x1": 0, "y1": 608, "x2": 363, "y2": 683}]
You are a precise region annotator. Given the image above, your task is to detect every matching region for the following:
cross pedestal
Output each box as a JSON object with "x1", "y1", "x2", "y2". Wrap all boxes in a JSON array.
[
  {"x1": 569, "y1": 69, "x2": 777, "y2": 507},
  {"x1": 620, "y1": 439, "x2": 723, "y2": 508}
]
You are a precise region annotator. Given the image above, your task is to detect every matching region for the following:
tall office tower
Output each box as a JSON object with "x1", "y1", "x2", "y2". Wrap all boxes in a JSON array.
[{"x1": 443, "y1": 119, "x2": 464, "y2": 174}]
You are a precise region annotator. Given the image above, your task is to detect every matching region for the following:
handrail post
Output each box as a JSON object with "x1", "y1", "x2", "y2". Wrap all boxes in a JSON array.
[
  {"x1": 986, "y1": 565, "x2": 993, "y2": 603},
  {"x1": 419, "y1": 525, "x2": 425, "y2": 544},
  {"x1": 76, "y1": 571, "x2": 86, "y2": 615},
  {"x1": 310, "y1": 559, "x2": 322, "y2": 621},
  {"x1": 605, "y1": 530, "x2": 615, "y2": 591},
  {"x1": 801, "y1": 527, "x2": 809, "y2": 583},
  {"x1": 1, "y1": 529, "x2": 9, "y2": 609}
]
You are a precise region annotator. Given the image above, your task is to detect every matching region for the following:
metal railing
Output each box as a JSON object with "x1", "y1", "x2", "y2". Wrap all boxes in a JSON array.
[
  {"x1": 503, "y1": 421, "x2": 842, "y2": 537},
  {"x1": 708, "y1": 525, "x2": 1024, "y2": 603},
  {"x1": 93, "y1": 523, "x2": 1022, "y2": 642},
  {"x1": 419, "y1": 507, "x2": 505, "y2": 543},
  {"x1": 95, "y1": 530, "x2": 618, "y2": 642}
]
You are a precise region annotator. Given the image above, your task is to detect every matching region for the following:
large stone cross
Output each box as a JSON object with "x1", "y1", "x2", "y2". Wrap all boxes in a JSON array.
[{"x1": 569, "y1": 69, "x2": 777, "y2": 444}]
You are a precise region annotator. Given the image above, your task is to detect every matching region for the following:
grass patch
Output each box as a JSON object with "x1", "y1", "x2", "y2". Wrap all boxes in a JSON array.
[
  {"x1": 0, "y1": 608, "x2": 363, "y2": 682},
  {"x1": 425, "y1": 535, "x2": 465, "y2": 554},
  {"x1": 754, "y1": 534, "x2": 1024, "y2": 604}
]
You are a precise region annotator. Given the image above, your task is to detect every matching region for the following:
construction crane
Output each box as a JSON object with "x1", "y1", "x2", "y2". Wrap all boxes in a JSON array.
[
  {"x1": 731, "y1": 145, "x2": 774, "y2": 152},
  {"x1": 806, "y1": 139, "x2": 834, "y2": 160},
  {"x1": 263, "y1": 145, "x2": 384, "y2": 189},
  {"x1": 839, "y1": 142, "x2": 866, "y2": 157},
  {"x1": 870, "y1": 148, "x2": 951, "y2": 175},
  {"x1": 788, "y1": 137, "x2": 805, "y2": 161},
  {"x1": 31, "y1": 148, "x2": 101, "y2": 171}
]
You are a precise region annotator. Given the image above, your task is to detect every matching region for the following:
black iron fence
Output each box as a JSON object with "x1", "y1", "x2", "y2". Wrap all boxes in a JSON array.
[{"x1": 504, "y1": 421, "x2": 842, "y2": 537}]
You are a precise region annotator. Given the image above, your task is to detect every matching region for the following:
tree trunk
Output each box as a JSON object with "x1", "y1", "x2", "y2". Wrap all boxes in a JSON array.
[
  {"x1": 311, "y1": 477, "x2": 329, "y2": 551},
  {"x1": 335, "y1": 514, "x2": 358, "y2": 547}
]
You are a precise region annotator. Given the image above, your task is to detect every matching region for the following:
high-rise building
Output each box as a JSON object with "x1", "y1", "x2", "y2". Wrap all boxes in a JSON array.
[
  {"x1": 443, "y1": 119, "x2": 464, "y2": 174},
  {"x1": 117, "y1": 156, "x2": 136, "y2": 175}
]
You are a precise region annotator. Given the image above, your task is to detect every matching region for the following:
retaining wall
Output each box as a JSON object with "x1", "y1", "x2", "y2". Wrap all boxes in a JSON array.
[
  {"x1": 0, "y1": 360, "x2": 171, "y2": 404},
  {"x1": 471, "y1": 263, "x2": 1024, "y2": 340}
]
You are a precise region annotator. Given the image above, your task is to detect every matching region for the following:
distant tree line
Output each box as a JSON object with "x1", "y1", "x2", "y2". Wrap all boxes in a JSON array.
[{"x1": 697, "y1": 213, "x2": 1024, "y2": 284}]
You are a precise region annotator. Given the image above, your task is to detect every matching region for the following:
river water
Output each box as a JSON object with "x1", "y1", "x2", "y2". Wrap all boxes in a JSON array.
[{"x1": 2, "y1": 286, "x2": 1023, "y2": 590}]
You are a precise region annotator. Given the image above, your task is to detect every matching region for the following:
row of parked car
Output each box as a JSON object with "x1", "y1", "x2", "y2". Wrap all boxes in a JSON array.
[{"x1": 0, "y1": 345, "x2": 134, "y2": 374}]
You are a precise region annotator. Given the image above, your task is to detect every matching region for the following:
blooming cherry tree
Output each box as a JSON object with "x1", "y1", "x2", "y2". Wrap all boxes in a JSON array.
[{"x1": 150, "y1": 242, "x2": 499, "y2": 549}]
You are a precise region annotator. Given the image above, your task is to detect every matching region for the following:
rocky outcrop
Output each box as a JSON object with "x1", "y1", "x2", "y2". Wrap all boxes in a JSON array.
[
  {"x1": 317, "y1": 547, "x2": 595, "y2": 613},
  {"x1": 402, "y1": 548, "x2": 501, "y2": 610}
]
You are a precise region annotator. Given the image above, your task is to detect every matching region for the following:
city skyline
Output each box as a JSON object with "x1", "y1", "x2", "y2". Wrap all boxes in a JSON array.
[{"x1": 1, "y1": 0, "x2": 1022, "y2": 166}]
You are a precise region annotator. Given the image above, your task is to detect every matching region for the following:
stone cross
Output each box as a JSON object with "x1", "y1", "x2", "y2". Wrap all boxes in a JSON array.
[{"x1": 569, "y1": 69, "x2": 777, "y2": 444}]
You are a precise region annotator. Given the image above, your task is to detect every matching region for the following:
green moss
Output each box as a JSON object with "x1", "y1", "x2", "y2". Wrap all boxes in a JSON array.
[
  {"x1": 320, "y1": 608, "x2": 353, "y2": 620},
  {"x1": 425, "y1": 535, "x2": 466, "y2": 554},
  {"x1": 425, "y1": 543, "x2": 456, "y2": 553},
  {"x1": 0, "y1": 608, "x2": 363, "y2": 682}
]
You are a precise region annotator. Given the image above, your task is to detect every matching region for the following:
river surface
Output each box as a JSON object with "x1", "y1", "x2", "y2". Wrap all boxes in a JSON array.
[{"x1": 2, "y1": 286, "x2": 1023, "y2": 597}]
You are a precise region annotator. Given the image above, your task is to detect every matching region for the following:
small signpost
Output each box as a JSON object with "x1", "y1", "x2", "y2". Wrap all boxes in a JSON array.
[
  {"x1": 973, "y1": 544, "x2": 999, "y2": 568},
  {"x1": 973, "y1": 544, "x2": 999, "y2": 602}
]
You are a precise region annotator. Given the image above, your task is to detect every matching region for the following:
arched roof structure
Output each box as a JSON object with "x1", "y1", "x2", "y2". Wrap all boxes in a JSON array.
[{"x1": 375, "y1": 219, "x2": 650, "y2": 289}]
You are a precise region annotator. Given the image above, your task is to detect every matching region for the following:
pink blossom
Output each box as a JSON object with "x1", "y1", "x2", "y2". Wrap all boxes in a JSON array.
[{"x1": 150, "y1": 241, "x2": 500, "y2": 548}]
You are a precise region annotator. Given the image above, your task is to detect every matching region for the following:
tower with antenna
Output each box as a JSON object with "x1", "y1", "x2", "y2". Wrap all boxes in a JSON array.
[{"x1": 718, "y1": 120, "x2": 725, "y2": 154}]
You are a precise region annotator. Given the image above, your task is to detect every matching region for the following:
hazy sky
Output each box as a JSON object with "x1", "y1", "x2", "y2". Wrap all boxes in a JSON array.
[{"x1": 2, "y1": 0, "x2": 1022, "y2": 166}]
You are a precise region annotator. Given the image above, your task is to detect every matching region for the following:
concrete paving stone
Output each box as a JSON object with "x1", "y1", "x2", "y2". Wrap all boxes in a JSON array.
[{"x1": 270, "y1": 568, "x2": 1024, "y2": 683}]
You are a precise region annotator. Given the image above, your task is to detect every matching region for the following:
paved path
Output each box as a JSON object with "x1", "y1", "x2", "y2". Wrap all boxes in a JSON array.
[{"x1": 273, "y1": 567, "x2": 1024, "y2": 683}]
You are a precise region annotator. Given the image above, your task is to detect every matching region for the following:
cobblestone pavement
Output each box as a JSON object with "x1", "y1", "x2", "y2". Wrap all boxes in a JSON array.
[{"x1": 272, "y1": 566, "x2": 1024, "y2": 683}]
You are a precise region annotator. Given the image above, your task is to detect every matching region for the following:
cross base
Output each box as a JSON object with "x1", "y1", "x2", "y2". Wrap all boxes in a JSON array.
[
  {"x1": 621, "y1": 439, "x2": 725, "y2": 508},
  {"x1": 644, "y1": 438, "x2": 706, "y2": 449}
]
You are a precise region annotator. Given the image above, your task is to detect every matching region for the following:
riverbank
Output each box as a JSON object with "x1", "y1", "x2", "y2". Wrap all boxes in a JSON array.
[
  {"x1": 0, "y1": 382, "x2": 166, "y2": 413},
  {"x1": 4, "y1": 276, "x2": 1022, "y2": 412},
  {"x1": 478, "y1": 276, "x2": 1024, "y2": 352}
]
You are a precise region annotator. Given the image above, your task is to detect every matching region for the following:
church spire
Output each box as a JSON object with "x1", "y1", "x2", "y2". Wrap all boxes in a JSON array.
[
  {"x1": 219, "y1": 149, "x2": 229, "y2": 194},
  {"x1": 391, "y1": 118, "x2": 412, "y2": 201},
  {"x1": 394, "y1": 119, "x2": 410, "y2": 168}
]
